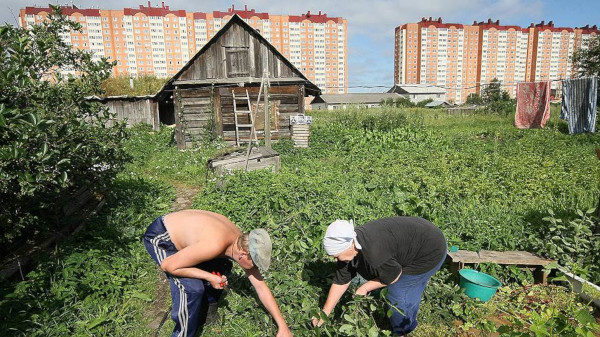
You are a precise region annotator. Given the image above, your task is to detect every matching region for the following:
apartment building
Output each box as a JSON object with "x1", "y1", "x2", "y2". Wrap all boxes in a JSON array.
[
  {"x1": 19, "y1": 3, "x2": 347, "y2": 94},
  {"x1": 395, "y1": 18, "x2": 599, "y2": 103}
]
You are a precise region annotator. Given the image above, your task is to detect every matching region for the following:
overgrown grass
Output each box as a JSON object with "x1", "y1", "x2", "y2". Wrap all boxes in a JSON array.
[
  {"x1": 123, "y1": 124, "x2": 224, "y2": 186},
  {"x1": 192, "y1": 106, "x2": 600, "y2": 335},
  {"x1": 0, "y1": 175, "x2": 173, "y2": 336},
  {"x1": 2, "y1": 108, "x2": 598, "y2": 336},
  {"x1": 101, "y1": 75, "x2": 168, "y2": 97}
]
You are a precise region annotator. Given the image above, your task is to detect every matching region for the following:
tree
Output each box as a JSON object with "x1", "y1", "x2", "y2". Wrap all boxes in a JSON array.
[
  {"x1": 572, "y1": 35, "x2": 600, "y2": 107},
  {"x1": 481, "y1": 78, "x2": 510, "y2": 103},
  {"x1": 572, "y1": 35, "x2": 600, "y2": 77},
  {"x1": 394, "y1": 96, "x2": 414, "y2": 107},
  {"x1": 466, "y1": 93, "x2": 483, "y2": 105},
  {"x1": 0, "y1": 7, "x2": 129, "y2": 248},
  {"x1": 480, "y1": 78, "x2": 515, "y2": 115}
]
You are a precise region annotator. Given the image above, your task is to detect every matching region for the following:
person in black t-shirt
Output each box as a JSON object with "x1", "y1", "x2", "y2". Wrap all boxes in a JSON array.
[{"x1": 312, "y1": 217, "x2": 447, "y2": 336}]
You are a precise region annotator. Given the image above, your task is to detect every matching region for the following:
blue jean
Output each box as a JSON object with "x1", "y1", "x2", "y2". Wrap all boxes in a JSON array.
[
  {"x1": 143, "y1": 216, "x2": 232, "y2": 337},
  {"x1": 386, "y1": 253, "x2": 446, "y2": 335}
]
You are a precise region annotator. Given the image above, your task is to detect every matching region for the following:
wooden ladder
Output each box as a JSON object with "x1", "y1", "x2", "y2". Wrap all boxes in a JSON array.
[{"x1": 232, "y1": 89, "x2": 258, "y2": 146}]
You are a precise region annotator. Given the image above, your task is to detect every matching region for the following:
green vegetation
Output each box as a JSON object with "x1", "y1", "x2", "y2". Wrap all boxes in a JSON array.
[
  {"x1": 0, "y1": 8, "x2": 128, "y2": 250},
  {"x1": 191, "y1": 106, "x2": 599, "y2": 336},
  {"x1": 481, "y1": 78, "x2": 516, "y2": 115},
  {"x1": 101, "y1": 75, "x2": 168, "y2": 97},
  {"x1": 0, "y1": 175, "x2": 173, "y2": 336},
  {"x1": 1, "y1": 106, "x2": 599, "y2": 336},
  {"x1": 382, "y1": 96, "x2": 435, "y2": 108},
  {"x1": 572, "y1": 34, "x2": 600, "y2": 78},
  {"x1": 3, "y1": 9, "x2": 598, "y2": 337}
]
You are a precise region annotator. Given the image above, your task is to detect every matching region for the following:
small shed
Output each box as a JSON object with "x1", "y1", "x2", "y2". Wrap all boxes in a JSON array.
[
  {"x1": 425, "y1": 100, "x2": 455, "y2": 108},
  {"x1": 310, "y1": 93, "x2": 401, "y2": 110},
  {"x1": 155, "y1": 14, "x2": 320, "y2": 149},
  {"x1": 388, "y1": 84, "x2": 446, "y2": 103},
  {"x1": 88, "y1": 95, "x2": 161, "y2": 130}
]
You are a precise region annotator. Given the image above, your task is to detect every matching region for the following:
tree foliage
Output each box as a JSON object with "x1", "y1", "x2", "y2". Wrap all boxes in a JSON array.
[
  {"x1": 481, "y1": 78, "x2": 515, "y2": 115},
  {"x1": 381, "y1": 97, "x2": 434, "y2": 108},
  {"x1": 572, "y1": 35, "x2": 600, "y2": 107},
  {"x1": 465, "y1": 93, "x2": 483, "y2": 105},
  {"x1": 0, "y1": 7, "x2": 130, "y2": 248},
  {"x1": 572, "y1": 34, "x2": 600, "y2": 77}
]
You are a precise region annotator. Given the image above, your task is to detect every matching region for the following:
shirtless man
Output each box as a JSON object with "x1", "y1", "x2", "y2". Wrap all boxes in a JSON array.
[{"x1": 143, "y1": 209, "x2": 292, "y2": 337}]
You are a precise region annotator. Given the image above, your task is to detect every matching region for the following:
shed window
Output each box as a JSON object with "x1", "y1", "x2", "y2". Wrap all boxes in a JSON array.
[{"x1": 225, "y1": 47, "x2": 249, "y2": 77}]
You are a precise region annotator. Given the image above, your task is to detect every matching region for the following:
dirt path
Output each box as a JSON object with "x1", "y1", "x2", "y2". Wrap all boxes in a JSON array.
[{"x1": 145, "y1": 183, "x2": 202, "y2": 333}]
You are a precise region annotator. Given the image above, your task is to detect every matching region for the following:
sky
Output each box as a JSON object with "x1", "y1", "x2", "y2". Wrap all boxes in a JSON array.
[{"x1": 3, "y1": 0, "x2": 599, "y2": 92}]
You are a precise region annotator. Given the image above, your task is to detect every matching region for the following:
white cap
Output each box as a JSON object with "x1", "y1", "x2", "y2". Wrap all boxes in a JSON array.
[{"x1": 323, "y1": 219, "x2": 361, "y2": 256}]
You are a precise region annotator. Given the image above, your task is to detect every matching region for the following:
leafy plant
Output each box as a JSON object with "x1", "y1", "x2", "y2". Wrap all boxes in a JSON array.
[{"x1": 0, "y1": 7, "x2": 129, "y2": 248}]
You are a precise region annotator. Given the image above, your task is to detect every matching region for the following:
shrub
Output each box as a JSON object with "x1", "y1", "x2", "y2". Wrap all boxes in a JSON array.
[{"x1": 0, "y1": 7, "x2": 129, "y2": 249}]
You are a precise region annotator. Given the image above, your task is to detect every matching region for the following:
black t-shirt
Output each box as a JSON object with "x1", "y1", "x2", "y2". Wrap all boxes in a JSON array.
[{"x1": 333, "y1": 217, "x2": 447, "y2": 285}]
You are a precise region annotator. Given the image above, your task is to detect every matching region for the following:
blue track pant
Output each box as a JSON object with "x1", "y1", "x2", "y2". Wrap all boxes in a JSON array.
[{"x1": 144, "y1": 216, "x2": 232, "y2": 337}]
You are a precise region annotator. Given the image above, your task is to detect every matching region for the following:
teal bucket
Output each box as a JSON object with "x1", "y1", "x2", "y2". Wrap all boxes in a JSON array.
[{"x1": 459, "y1": 269, "x2": 502, "y2": 302}]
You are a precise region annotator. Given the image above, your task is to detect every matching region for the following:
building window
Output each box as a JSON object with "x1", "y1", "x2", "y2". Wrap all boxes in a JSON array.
[{"x1": 225, "y1": 47, "x2": 249, "y2": 77}]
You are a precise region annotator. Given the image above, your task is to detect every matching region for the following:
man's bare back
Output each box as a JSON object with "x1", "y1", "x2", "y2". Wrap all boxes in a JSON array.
[
  {"x1": 164, "y1": 210, "x2": 241, "y2": 254},
  {"x1": 144, "y1": 210, "x2": 293, "y2": 337}
]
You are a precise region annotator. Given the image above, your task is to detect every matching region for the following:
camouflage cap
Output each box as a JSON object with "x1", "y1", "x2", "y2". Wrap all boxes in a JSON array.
[{"x1": 248, "y1": 229, "x2": 272, "y2": 271}]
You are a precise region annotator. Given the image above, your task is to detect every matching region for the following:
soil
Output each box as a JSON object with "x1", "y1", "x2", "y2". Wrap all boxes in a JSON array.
[
  {"x1": 144, "y1": 183, "x2": 202, "y2": 333},
  {"x1": 171, "y1": 183, "x2": 202, "y2": 211}
]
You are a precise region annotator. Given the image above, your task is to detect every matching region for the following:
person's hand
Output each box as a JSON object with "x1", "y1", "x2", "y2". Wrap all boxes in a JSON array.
[
  {"x1": 311, "y1": 316, "x2": 324, "y2": 328},
  {"x1": 276, "y1": 326, "x2": 293, "y2": 337},
  {"x1": 209, "y1": 273, "x2": 228, "y2": 289},
  {"x1": 355, "y1": 288, "x2": 368, "y2": 296}
]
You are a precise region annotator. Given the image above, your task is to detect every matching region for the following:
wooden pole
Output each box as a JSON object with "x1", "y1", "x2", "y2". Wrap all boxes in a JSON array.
[
  {"x1": 265, "y1": 73, "x2": 271, "y2": 149},
  {"x1": 244, "y1": 78, "x2": 265, "y2": 172}
]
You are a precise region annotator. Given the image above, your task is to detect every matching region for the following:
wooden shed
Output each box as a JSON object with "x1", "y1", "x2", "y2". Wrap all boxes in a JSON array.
[
  {"x1": 155, "y1": 14, "x2": 320, "y2": 149},
  {"x1": 88, "y1": 95, "x2": 161, "y2": 131}
]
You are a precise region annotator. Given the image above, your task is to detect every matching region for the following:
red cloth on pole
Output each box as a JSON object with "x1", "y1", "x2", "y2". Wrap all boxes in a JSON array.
[{"x1": 515, "y1": 81, "x2": 551, "y2": 129}]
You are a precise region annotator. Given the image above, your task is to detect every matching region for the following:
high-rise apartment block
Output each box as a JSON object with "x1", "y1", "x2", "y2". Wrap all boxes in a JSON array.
[
  {"x1": 395, "y1": 18, "x2": 599, "y2": 103},
  {"x1": 20, "y1": 3, "x2": 347, "y2": 94}
]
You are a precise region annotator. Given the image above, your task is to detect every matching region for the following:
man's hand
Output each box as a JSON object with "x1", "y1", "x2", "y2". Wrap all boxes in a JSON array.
[
  {"x1": 276, "y1": 326, "x2": 293, "y2": 337},
  {"x1": 209, "y1": 273, "x2": 228, "y2": 289},
  {"x1": 311, "y1": 316, "x2": 324, "y2": 328}
]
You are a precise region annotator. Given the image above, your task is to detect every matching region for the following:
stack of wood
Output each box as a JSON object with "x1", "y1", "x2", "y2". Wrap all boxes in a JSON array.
[
  {"x1": 291, "y1": 124, "x2": 310, "y2": 148},
  {"x1": 290, "y1": 114, "x2": 312, "y2": 148}
]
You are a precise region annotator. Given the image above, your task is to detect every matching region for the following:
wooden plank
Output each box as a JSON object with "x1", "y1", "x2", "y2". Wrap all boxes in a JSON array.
[
  {"x1": 215, "y1": 90, "x2": 223, "y2": 136},
  {"x1": 478, "y1": 250, "x2": 554, "y2": 265},
  {"x1": 211, "y1": 152, "x2": 264, "y2": 167},
  {"x1": 183, "y1": 106, "x2": 212, "y2": 114},
  {"x1": 174, "y1": 86, "x2": 184, "y2": 149},
  {"x1": 447, "y1": 250, "x2": 554, "y2": 266},
  {"x1": 257, "y1": 146, "x2": 279, "y2": 157},
  {"x1": 298, "y1": 86, "x2": 305, "y2": 114},
  {"x1": 180, "y1": 89, "x2": 211, "y2": 98},
  {"x1": 182, "y1": 98, "x2": 211, "y2": 106},
  {"x1": 182, "y1": 113, "x2": 213, "y2": 121},
  {"x1": 447, "y1": 250, "x2": 484, "y2": 264},
  {"x1": 174, "y1": 77, "x2": 308, "y2": 86}
]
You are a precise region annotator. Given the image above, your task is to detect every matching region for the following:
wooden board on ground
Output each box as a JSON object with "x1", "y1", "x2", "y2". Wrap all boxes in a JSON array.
[
  {"x1": 447, "y1": 250, "x2": 555, "y2": 284},
  {"x1": 208, "y1": 146, "x2": 280, "y2": 175}
]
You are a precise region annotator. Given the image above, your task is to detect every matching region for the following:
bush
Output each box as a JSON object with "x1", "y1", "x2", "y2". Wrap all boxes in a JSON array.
[
  {"x1": 466, "y1": 93, "x2": 483, "y2": 105},
  {"x1": 0, "y1": 7, "x2": 129, "y2": 249}
]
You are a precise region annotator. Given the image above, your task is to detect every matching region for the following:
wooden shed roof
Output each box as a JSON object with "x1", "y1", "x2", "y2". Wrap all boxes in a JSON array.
[
  {"x1": 311, "y1": 93, "x2": 402, "y2": 105},
  {"x1": 156, "y1": 14, "x2": 320, "y2": 100}
]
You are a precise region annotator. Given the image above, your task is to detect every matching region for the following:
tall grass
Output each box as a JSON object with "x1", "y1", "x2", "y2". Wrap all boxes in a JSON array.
[{"x1": 101, "y1": 75, "x2": 168, "y2": 97}]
